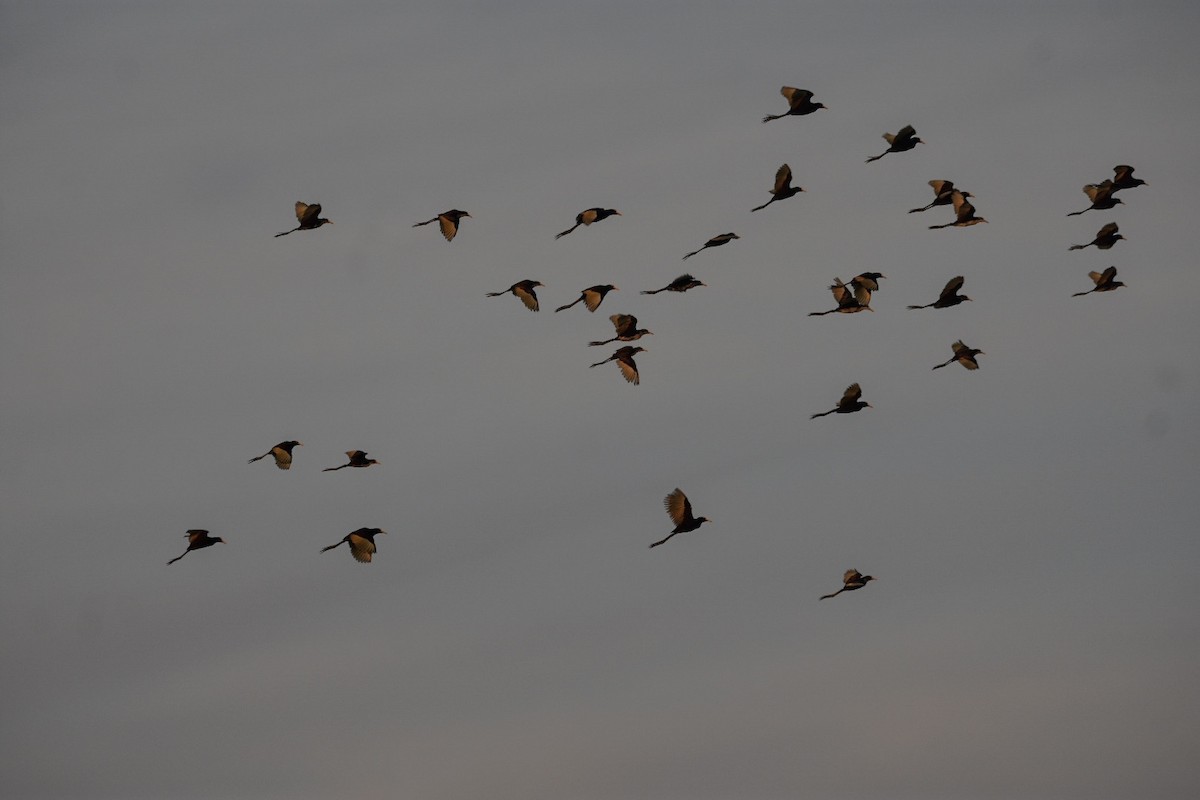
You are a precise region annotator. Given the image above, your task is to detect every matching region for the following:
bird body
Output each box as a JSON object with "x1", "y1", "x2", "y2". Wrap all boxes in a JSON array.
[
  {"x1": 650, "y1": 488, "x2": 711, "y2": 548},
  {"x1": 908, "y1": 275, "x2": 971, "y2": 309},
  {"x1": 932, "y1": 340, "x2": 984, "y2": 371},
  {"x1": 556, "y1": 208, "x2": 621, "y2": 239},
  {"x1": 811, "y1": 383, "x2": 872, "y2": 419},
  {"x1": 928, "y1": 190, "x2": 987, "y2": 229},
  {"x1": 820, "y1": 569, "x2": 875, "y2": 600},
  {"x1": 413, "y1": 209, "x2": 470, "y2": 241},
  {"x1": 248, "y1": 440, "x2": 302, "y2": 470},
  {"x1": 751, "y1": 164, "x2": 804, "y2": 211},
  {"x1": 322, "y1": 450, "x2": 379, "y2": 472},
  {"x1": 487, "y1": 280, "x2": 543, "y2": 311},
  {"x1": 642, "y1": 274, "x2": 705, "y2": 295},
  {"x1": 1072, "y1": 266, "x2": 1125, "y2": 297},
  {"x1": 682, "y1": 233, "x2": 739, "y2": 260},
  {"x1": 808, "y1": 278, "x2": 873, "y2": 316},
  {"x1": 589, "y1": 314, "x2": 652, "y2": 346},
  {"x1": 168, "y1": 529, "x2": 225, "y2": 565},
  {"x1": 275, "y1": 202, "x2": 332, "y2": 237},
  {"x1": 556, "y1": 284, "x2": 617, "y2": 313},
  {"x1": 589, "y1": 345, "x2": 645, "y2": 385},
  {"x1": 866, "y1": 125, "x2": 923, "y2": 162},
  {"x1": 321, "y1": 528, "x2": 386, "y2": 563},
  {"x1": 762, "y1": 87, "x2": 827, "y2": 122},
  {"x1": 1068, "y1": 181, "x2": 1123, "y2": 216},
  {"x1": 909, "y1": 179, "x2": 967, "y2": 213},
  {"x1": 1069, "y1": 222, "x2": 1123, "y2": 251}
]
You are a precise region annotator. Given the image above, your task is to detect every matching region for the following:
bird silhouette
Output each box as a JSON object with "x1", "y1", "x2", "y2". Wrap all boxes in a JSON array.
[
  {"x1": 682, "y1": 233, "x2": 739, "y2": 260},
  {"x1": 322, "y1": 450, "x2": 379, "y2": 472},
  {"x1": 908, "y1": 275, "x2": 972, "y2": 309},
  {"x1": 167, "y1": 529, "x2": 225, "y2": 565},
  {"x1": 751, "y1": 164, "x2": 805, "y2": 211},
  {"x1": 820, "y1": 569, "x2": 876, "y2": 600},
  {"x1": 909, "y1": 180, "x2": 969, "y2": 213},
  {"x1": 850, "y1": 272, "x2": 885, "y2": 294},
  {"x1": 589, "y1": 345, "x2": 646, "y2": 385},
  {"x1": 413, "y1": 209, "x2": 470, "y2": 241},
  {"x1": 642, "y1": 274, "x2": 706, "y2": 294},
  {"x1": 762, "y1": 87, "x2": 827, "y2": 122},
  {"x1": 1072, "y1": 266, "x2": 1125, "y2": 297},
  {"x1": 808, "y1": 278, "x2": 873, "y2": 316},
  {"x1": 589, "y1": 314, "x2": 652, "y2": 346},
  {"x1": 1069, "y1": 222, "x2": 1123, "y2": 251},
  {"x1": 556, "y1": 284, "x2": 617, "y2": 313},
  {"x1": 320, "y1": 528, "x2": 386, "y2": 563},
  {"x1": 866, "y1": 125, "x2": 923, "y2": 162},
  {"x1": 932, "y1": 340, "x2": 984, "y2": 371},
  {"x1": 1110, "y1": 165, "x2": 1147, "y2": 193},
  {"x1": 928, "y1": 190, "x2": 987, "y2": 229},
  {"x1": 248, "y1": 441, "x2": 302, "y2": 470},
  {"x1": 556, "y1": 208, "x2": 621, "y2": 239},
  {"x1": 487, "y1": 280, "x2": 544, "y2": 311},
  {"x1": 650, "y1": 488, "x2": 711, "y2": 548},
  {"x1": 1068, "y1": 181, "x2": 1123, "y2": 216},
  {"x1": 275, "y1": 202, "x2": 332, "y2": 237},
  {"x1": 811, "y1": 383, "x2": 872, "y2": 419}
]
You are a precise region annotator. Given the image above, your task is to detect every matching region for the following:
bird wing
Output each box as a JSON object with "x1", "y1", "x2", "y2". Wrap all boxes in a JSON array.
[
  {"x1": 583, "y1": 288, "x2": 608, "y2": 312},
  {"x1": 843, "y1": 569, "x2": 863, "y2": 584},
  {"x1": 665, "y1": 488, "x2": 693, "y2": 526},
  {"x1": 929, "y1": 179, "x2": 953, "y2": 195},
  {"x1": 1099, "y1": 266, "x2": 1118, "y2": 284},
  {"x1": 896, "y1": 124, "x2": 917, "y2": 141},
  {"x1": 611, "y1": 314, "x2": 636, "y2": 335},
  {"x1": 940, "y1": 275, "x2": 966, "y2": 300},
  {"x1": 579, "y1": 208, "x2": 599, "y2": 225},
  {"x1": 271, "y1": 445, "x2": 293, "y2": 469},
  {"x1": 1113, "y1": 165, "x2": 1134, "y2": 183},
  {"x1": 1096, "y1": 222, "x2": 1119, "y2": 239},
  {"x1": 298, "y1": 203, "x2": 322, "y2": 225},
  {"x1": 294, "y1": 201, "x2": 311, "y2": 222},
  {"x1": 617, "y1": 354, "x2": 640, "y2": 385},
  {"x1": 186, "y1": 529, "x2": 209, "y2": 545},
  {"x1": 437, "y1": 215, "x2": 458, "y2": 241},
  {"x1": 951, "y1": 340, "x2": 971, "y2": 358},
  {"x1": 346, "y1": 450, "x2": 364, "y2": 460},
  {"x1": 955, "y1": 197, "x2": 979, "y2": 223},
  {"x1": 347, "y1": 531, "x2": 377, "y2": 563},
  {"x1": 1087, "y1": 271, "x2": 1105, "y2": 284},
  {"x1": 513, "y1": 284, "x2": 539, "y2": 311},
  {"x1": 779, "y1": 86, "x2": 800, "y2": 102},
  {"x1": 840, "y1": 384, "x2": 863, "y2": 406},
  {"x1": 772, "y1": 164, "x2": 793, "y2": 193},
  {"x1": 829, "y1": 279, "x2": 849, "y2": 304},
  {"x1": 852, "y1": 282, "x2": 872, "y2": 308}
]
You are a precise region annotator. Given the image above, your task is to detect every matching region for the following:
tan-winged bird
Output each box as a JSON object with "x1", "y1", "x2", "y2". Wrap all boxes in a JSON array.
[
  {"x1": 820, "y1": 569, "x2": 876, "y2": 600},
  {"x1": 909, "y1": 180, "x2": 969, "y2": 213},
  {"x1": 556, "y1": 208, "x2": 621, "y2": 239},
  {"x1": 321, "y1": 528, "x2": 386, "y2": 563},
  {"x1": 811, "y1": 383, "x2": 872, "y2": 419},
  {"x1": 556, "y1": 284, "x2": 617, "y2": 313},
  {"x1": 682, "y1": 233, "x2": 739, "y2": 260},
  {"x1": 866, "y1": 125, "x2": 923, "y2": 163},
  {"x1": 1072, "y1": 266, "x2": 1125, "y2": 297},
  {"x1": 589, "y1": 345, "x2": 646, "y2": 385},
  {"x1": 487, "y1": 280, "x2": 543, "y2": 311},
  {"x1": 1110, "y1": 165, "x2": 1147, "y2": 192},
  {"x1": 650, "y1": 488, "x2": 711, "y2": 548},
  {"x1": 589, "y1": 314, "x2": 652, "y2": 346},
  {"x1": 751, "y1": 164, "x2": 804, "y2": 211},
  {"x1": 168, "y1": 529, "x2": 225, "y2": 565},
  {"x1": 248, "y1": 441, "x2": 302, "y2": 470},
  {"x1": 762, "y1": 87, "x2": 827, "y2": 122},
  {"x1": 932, "y1": 340, "x2": 984, "y2": 371},
  {"x1": 808, "y1": 278, "x2": 873, "y2": 316},
  {"x1": 1069, "y1": 222, "x2": 1123, "y2": 251},
  {"x1": 908, "y1": 275, "x2": 972, "y2": 309},
  {"x1": 323, "y1": 450, "x2": 379, "y2": 472},
  {"x1": 1068, "y1": 181, "x2": 1123, "y2": 216},
  {"x1": 928, "y1": 190, "x2": 987, "y2": 229},
  {"x1": 275, "y1": 202, "x2": 332, "y2": 237},
  {"x1": 413, "y1": 209, "x2": 470, "y2": 241},
  {"x1": 642, "y1": 274, "x2": 705, "y2": 294}
]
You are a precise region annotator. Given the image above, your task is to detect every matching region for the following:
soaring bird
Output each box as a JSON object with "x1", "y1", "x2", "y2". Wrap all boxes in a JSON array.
[
  {"x1": 909, "y1": 180, "x2": 968, "y2": 213},
  {"x1": 908, "y1": 275, "x2": 972, "y2": 309},
  {"x1": 762, "y1": 87, "x2": 827, "y2": 122},
  {"x1": 1072, "y1": 266, "x2": 1125, "y2": 297},
  {"x1": 932, "y1": 340, "x2": 984, "y2": 371},
  {"x1": 820, "y1": 569, "x2": 876, "y2": 600},
  {"x1": 1110, "y1": 165, "x2": 1147, "y2": 192},
  {"x1": 487, "y1": 280, "x2": 544, "y2": 311},
  {"x1": 556, "y1": 208, "x2": 621, "y2": 239},
  {"x1": 1068, "y1": 181, "x2": 1123, "y2": 216},
  {"x1": 589, "y1": 314, "x2": 652, "y2": 346},
  {"x1": 811, "y1": 383, "x2": 872, "y2": 419},
  {"x1": 928, "y1": 190, "x2": 987, "y2": 229},
  {"x1": 320, "y1": 528, "x2": 386, "y2": 563},
  {"x1": 751, "y1": 163, "x2": 804, "y2": 212},
  {"x1": 322, "y1": 450, "x2": 379, "y2": 472},
  {"x1": 682, "y1": 233, "x2": 739, "y2": 260},
  {"x1": 556, "y1": 284, "x2": 617, "y2": 313},
  {"x1": 167, "y1": 529, "x2": 225, "y2": 565},
  {"x1": 808, "y1": 278, "x2": 873, "y2": 316},
  {"x1": 650, "y1": 488, "x2": 711, "y2": 548},
  {"x1": 275, "y1": 202, "x2": 333, "y2": 237},
  {"x1": 866, "y1": 125, "x2": 923, "y2": 163},
  {"x1": 1069, "y1": 222, "x2": 1123, "y2": 251},
  {"x1": 589, "y1": 345, "x2": 646, "y2": 385},
  {"x1": 413, "y1": 209, "x2": 470, "y2": 241},
  {"x1": 248, "y1": 441, "x2": 302, "y2": 470},
  {"x1": 642, "y1": 274, "x2": 706, "y2": 295}
]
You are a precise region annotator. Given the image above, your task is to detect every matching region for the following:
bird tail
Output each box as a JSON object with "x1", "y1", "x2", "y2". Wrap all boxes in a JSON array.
[
  {"x1": 555, "y1": 298, "x2": 581, "y2": 312},
  {"x1": 555, "y1": 225, "x2": 579, "y2": 239},
  {"x1": 681, "y1": 250, "x2": 699, "y2": 260},
  {"x1": 810, "y1": 410, "x2": 834, "y2": 419},
  {"x1": 906, "y1": 303, "x2": 931, "y2": 310},
  {"x1": 274, "y1": 228, "x2": 299, "y2": 237},
  {"x1": 485, "y1": 291, "x2": 505, "y2": 297},
  {"x1": 1067, "y1": 209, "x2": 1085, "y2": 217},
  {"x1": 248, "y1": 453, "x2": 266, "y2": 463},
  {"x1": 167, "y1": 552, "x2": 187, "y2": 565},
  {"x1": 762, "y1": 114, "x2": 782, "y2": 123},
  {"x1": 588, "y1": 338, "x2": 615, "y2": 347},
  {"x1": 322, "y1": 465, "x2": 347, "y2": 472},
  {"x1": 807, "y1": 310, "x2": 833, "y2": 317},
  {"x1": 640, "y1": 288, "x2": 663, "y2": 294},
  {"x1": 588, "y1": 359, "x2": 609, "y2": 368},
  {"x1": 819, "y1": 589, "x2": 843, "y2": 600},
  {"x1": 1071, "y1": 289, "x2": 1093, "y2": 297},
  {"x1": 932, "y1": 360, "x2": 951, "y2": 370},
  {"x1": 412, "y1": 218, "x2": 436, "y2": 227},
  {"x1": 320, "y1": 543, "x2": 341, "y2": 553},
  {"x1": 927, "y1": 222, "x2": 952, "y2": 230},
  {"x1": 865, "y1": 152, "x2": 886, "y2": 163},
  {"x1": 750, "y1": 201, "x2": 772, "y2": 212},
  {"x1": 649, "y1": 532, "x2": 679, "y2": 548},
  {"x1": 1067, "y1": 243, "x2": 1089, "y2": 251}
]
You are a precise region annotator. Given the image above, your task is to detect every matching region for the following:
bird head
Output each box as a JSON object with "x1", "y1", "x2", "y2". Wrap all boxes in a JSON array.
[
  {"x1": 962, "y1": 295, "x2": 974, "y2": 302},
  {"x1": 216, "y1": 537, "x2": 227, "y2": 544}
]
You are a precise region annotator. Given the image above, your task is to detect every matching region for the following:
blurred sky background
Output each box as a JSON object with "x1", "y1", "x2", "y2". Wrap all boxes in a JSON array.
[{"x1": 3, "y1": 3, "x2": 1199, "y2": 798}]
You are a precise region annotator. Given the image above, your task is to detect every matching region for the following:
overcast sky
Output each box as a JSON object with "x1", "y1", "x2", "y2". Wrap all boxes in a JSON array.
[{"x1": 3, "y1": 3, "x2": 1199, "y2": 799}]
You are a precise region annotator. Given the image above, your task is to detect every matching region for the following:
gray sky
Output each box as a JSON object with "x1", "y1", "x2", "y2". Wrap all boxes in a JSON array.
[{"x1": 3, "y1": 3, "x2": 1199, "y2": 798}]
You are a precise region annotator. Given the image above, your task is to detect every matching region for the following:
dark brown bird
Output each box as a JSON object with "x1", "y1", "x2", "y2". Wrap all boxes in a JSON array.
[
  {"x1": 487, "y1": 280, "x2": 543, "y2": 311},
  {"x1": 413, "y1": 209, "x2": 471, "y2": 241},
  {"x1": 556, "y1": 284, "x2": 617, "y2": 313},
  {"x1": 556, "y1": 208, "x2": 621, "y2": 239},
  {"x1": 649, "y1": 488, "x2": 711, "y2": 548},
  {"x1": 1110, "y1": 165, "x2": 1147, "y2": 193},
  {"x1": 682, "y1": 232, "x2": 739, "y2": 260},
  {"x1": 589, "y1": 345, "x2": 646, "y2": 385},
  {"x1": 808, "y1": 278, "x2": 873, "y2": 316},
  {"x1": 248, "y1": 440, "x2": 302, "y2": 470},
  {"x1": 320, "y1": 527, "x2": 386, "y2": 563},
  {"x1": 866, "y1": 125, "x2": 923, "y2": 163},
  {"x1": 932, "y1": 340, "x2": 984, "y2": 371},
  {"x1": 928, "y1": 190, "x2": 987, "y2": 229},
  {"x1": 322, "y1": 450, "x2": 379, "y2": 472},
  {"x1": 1069, "y1": 222, "x2": 1123, "y2": 251},
  {"x1": 642, "y1": 274, "x2": 705, "y2": 294},
  {"x1": 167, "y1": 529, "x2": 226, "y2": 565},
  {"x1": 589, "y1": 314, "x2": 652, "y2": 346},
  {"x1": 1072, "y1": 266, "x2": 1125, "y2": 297},
  {"x1": 811, "y1": 383, "x2": 872, "y2": 419},
  {"x1": 751, "y1": 164, "x2": 805, "y2": 211},
  {"x1": 275, "y1": 202, "x2": 333, "y2": 237},
  {"x1": 820, "y1": 569, "x2": 876, "y2": 600},
  {"x1": 1068, "y1": 181, "x2": 1124, "y2": 216},
  {"x1": 762, "y1": 87, "x2": 827, "y2": 122},
  {"x1": 908, "y1": 275, "x2": 972, "y2": 309},
  {"x1": 909, "y1": 180, "x2": 970, "y2": 213}
]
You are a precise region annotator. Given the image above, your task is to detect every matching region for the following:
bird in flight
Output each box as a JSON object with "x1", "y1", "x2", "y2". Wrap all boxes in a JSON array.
[
  {"x1": 808, "y1": 278, "x2": 873, "y2": 316},
  {"x1": 322, "y1": 450, "x2": 379, "y2": 472},
  {"x1": 751, "y1": 163, "x2": 804, "y2": 212},
  {"x1": 810, "y1": 383, "x2": 872, "y2": 419},
  {"x1": 321, "y1": 528, "x2": 386, "y2": 563},
  {"x1": 928, "y1": 190, "x2": 987, "y2": 229},
  {"x1": 907, "y1": 275, "x2": 972, "y2": 309},
  {"x1": 1069, "y1": 222, "x2": 1123, "y2": 251},
  {"x1": 682, "y1": 233, "x2": 739, "y2": 260},
  {"x1": 248, "y1": 441, "x2": 302, "y2": 470},
  {"x1": 642, "y1": 274, "x2": 705, "y2": 295},
  {"x1": 589, "y1": 345, "x2": 646, "y2": 385},
  {"x1": 650, "y1": 488, "x2": 711, "y2": 548},
  {"x1": 1109, "y1": 165, "x2": 1147, "y2": 193},
  {"x1": 932, "y1": 340, "x2": 984, "y2": 371},
  {"x1": 589, "y1": 314, "x2": 652, "y2": 346},
  {"x1": 866, "y1": 125, "x2": 923, "y2": 163},
  {"x1": 556, "y1": 284, "x2": 617, "y2": 313},
  {"x1": 275, "y1": 202, "x2": 333, "y2": 237},
  {"x1": 487, "y1": 280, "x2": 544, "y2": 311},
  {"x1": 413, "y1": 209, "x2": 471, "y2": 241},
  {"x1": 762, "y1": 87, "x2": 827, "y2": 122},
  {"x1": 167, "y1": 529, "x2": 225, "y2": 565},
  {"x1": 556, "y1": 208, "x2": 621, "y2": 239},
  {"x1": 1072, "y1": 266, "x2": 1125, "y2": 297},
  {"x1": 909, "y1": 180, "x2": 968, "y2": 213},
  {"x1": 1068, "y1": 181, "x2": 1123, "y2": 216},
  {"x1": 820, "y1": 569, "x2": 876, "y2": 600}
]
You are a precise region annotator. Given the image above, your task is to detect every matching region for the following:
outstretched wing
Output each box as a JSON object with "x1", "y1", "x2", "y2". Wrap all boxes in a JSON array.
[{"x1": 664, "y1": 488, "x2": 693, "y2": 526}]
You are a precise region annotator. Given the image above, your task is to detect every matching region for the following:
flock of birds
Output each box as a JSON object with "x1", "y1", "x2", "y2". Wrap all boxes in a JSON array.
[{"x1": 170, "y1": 85, "x2": 1147, "y2": 600}]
